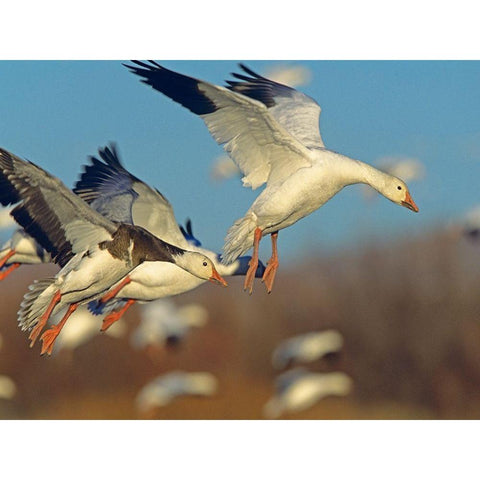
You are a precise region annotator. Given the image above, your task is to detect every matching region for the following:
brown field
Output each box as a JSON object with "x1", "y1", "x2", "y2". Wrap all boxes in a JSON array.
[{"x1": 1, "y1": 227, "x2": 480, "y2": 420}]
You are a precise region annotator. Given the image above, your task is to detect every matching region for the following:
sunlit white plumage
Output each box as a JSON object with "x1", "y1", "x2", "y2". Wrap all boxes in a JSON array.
[
  {"x1": 272, "y1": 330, "x2": 344, "y2": 370},
  {"x1": 125, "y1": 61, "x2": 420, "y2": 294},
  {"x1": 263, "y1": 368, "x2": 353, "y2": 419},
  {"x1": 135, "y1": 371, "x2": 218, "y2": 412},
  {"x1": 210, "y1": 64, "x2": 312, "y2": 184}
]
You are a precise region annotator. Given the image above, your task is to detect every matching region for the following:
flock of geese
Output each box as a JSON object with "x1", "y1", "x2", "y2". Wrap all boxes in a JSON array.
[{"x1": 0, "y1": 61, "x2": 419, "y2": 358}]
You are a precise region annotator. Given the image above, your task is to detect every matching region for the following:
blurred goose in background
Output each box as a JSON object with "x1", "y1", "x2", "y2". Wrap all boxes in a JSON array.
[
  {"x1": 52, "y1": 305, "x2": 126, "y2": 355},
  {"x1": 271, "y1": 329, "x2": 344, "y2": 370},
  {"x1": 461, "y1": 204, "x2": 480, "y2": 240},
  {"x1": 0, "y1": 229, "x2": 50, "y2": 281},
  {"x1": 210, "y1": 154, "x2": 241, "y2": 183},
  {"x1": 263, "y1": 368, "x2": 353, "y2": 419},
  {"x1": 263, "y1": 63, "x2": 313, "y2": 89},
  {"x1": 0, "y1": 333, "x2": 15, "y2": 401},
  {"x1": 135, "y1": 371, "x2": 218, "y2": 413},
  {"x1": 125, "y1": 61, "x2": 419, "y2": 294},
  {"x1": 75, "y1": 145, "x2": 263, "y2": 331},
  {"x1": 0, "y1": 375, "x2": 17, "y2": 400},
  {"x1": 0, "y1": 147, "x2": 226, "y2": 355},
  {"x1": 131, "y1": 300, "x2": 208, "y2": 351}
]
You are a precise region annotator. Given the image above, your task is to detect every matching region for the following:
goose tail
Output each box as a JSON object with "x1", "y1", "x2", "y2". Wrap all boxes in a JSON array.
[
  {"x1": 222, "y1": 214, "x2": 257, "y2": 264},
  {"x1": 18, "y1": 278, "x2": 57, "y2": 331}
]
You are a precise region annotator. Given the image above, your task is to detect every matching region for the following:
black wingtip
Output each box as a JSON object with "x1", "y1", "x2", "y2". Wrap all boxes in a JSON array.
[
  {"x1": 237, "y1": 63, "x2": 264, "y2": 79},
  {"x1": 97, "y1": 143, "x2": 123, "y2": 169},
  {"x1": 123, "y1": 60, "x2": 218, "y2": 116}
]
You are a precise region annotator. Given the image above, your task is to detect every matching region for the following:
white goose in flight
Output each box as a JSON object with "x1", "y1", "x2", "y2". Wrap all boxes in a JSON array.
[
  {"x1": 125, "y1": 61, "x2": 419, "y2": 294},
  {"x1": 0, "y1": 148, "x2": 226, "y2": 355}
]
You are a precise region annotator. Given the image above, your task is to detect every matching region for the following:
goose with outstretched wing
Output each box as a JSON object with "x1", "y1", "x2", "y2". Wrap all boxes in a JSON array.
[
  {"x1": 125, "y1": 61, "x2": 419, "y2": 294},
  {"x1": 0, "y1": 147, "x2": 226, "y2": 355}
]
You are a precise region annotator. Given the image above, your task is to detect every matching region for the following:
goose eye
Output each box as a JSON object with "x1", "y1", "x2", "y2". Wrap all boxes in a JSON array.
[
  {"x1": 397, "y1": 186, "x2": 402, "y2": 190},
  {"x1": 202, "y1": 261, "x2": 208, "y2": 267}
]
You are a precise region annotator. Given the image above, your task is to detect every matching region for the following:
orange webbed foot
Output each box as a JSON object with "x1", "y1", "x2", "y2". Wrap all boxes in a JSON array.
[
  {"x1": 40, "y1": 325, "x2": 62, "y2": 356},
  {"x1": 261, "y1": 259, "x2": 279, "y2": 294},
  {"x1": 243, "y1": 259, "x2": 258, "y2": 295},
  {"x1": 101, "y1": 311, "x2": 122, "y2": 332},
  {"x1": 100, "y1": 299, "x2": 135, "y2": 332}
]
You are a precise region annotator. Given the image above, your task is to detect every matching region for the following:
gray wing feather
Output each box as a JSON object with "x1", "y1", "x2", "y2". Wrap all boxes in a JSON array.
[
  {"x1": 75, "y1": 145, "x2": 188, "y2": 247},
  {"x1": 0, "y1": 148, "x2": 116, "y2": 266}
]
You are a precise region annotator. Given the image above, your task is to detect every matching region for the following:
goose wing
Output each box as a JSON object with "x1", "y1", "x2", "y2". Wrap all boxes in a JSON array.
[
  {"x1": 74, "y1": 144, "x2": 188, "y2": 247},
  {"x1": 125, "y1": 61, "x2": 316, "y2": 190},
  {"x1": 0, "y1": 148, "x2": 117, "y2": 267},
  {"x1": 226, "y1": 63, "x2": 324, "y2": 150}
]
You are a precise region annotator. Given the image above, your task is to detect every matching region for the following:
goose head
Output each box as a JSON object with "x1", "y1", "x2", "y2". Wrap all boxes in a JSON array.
[
  {"x1": 378, "y1": 176, "x2": 419, "y2": 213},
  {"x1": 176, "y1": 251, "x2": 228, "y2": 286}
]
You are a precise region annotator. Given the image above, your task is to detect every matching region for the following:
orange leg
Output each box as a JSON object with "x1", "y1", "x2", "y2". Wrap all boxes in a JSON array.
[
  {"x1": 101, "y1": 299, "x2": 136, "y2": 332},
  {"x1": 261, "y1": 231, "x2": 279, "y2": 294},
  {"x1": 40, "y1": 302, "x2": 79, "y2": 355},
  {"x1": 0, "y1": 262, "x2": 20, "y2": 281},
  {"x1": 100, "y1": 275, "x2": 131, "y2": 304},
  {"x1": 0, "y1": 249, "x2": 16, "y2": 269},
  {"x1": 28, "y1": 290, "x2": 62, "y2": 347},
  {"x1": 243, "y1": 227, "x2": 263, "y2": 295}
]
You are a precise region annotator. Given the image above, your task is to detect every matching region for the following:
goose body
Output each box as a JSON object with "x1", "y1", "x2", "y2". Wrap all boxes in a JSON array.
[
  {"x1": 263, "y1": 368, "x2": 353, "y2": 418},
  {"x1": 271, "y1": 329, "x2": 344, "y2": 370},
  {"x1": 0, "y1": 147, "x2": 226, "y2": 354},
  {"x1": 131, "y1": 300, "x2": 208, "y2": 350},
  {"x1": 74, "y1": 145, "x2": 264, "y2": 329},
  {"x1": 135, "y1": 371, "x2": 218, "y2": 412},
  {"x1": 125, "y1": 61, "x2": 419, "y2": 293}
]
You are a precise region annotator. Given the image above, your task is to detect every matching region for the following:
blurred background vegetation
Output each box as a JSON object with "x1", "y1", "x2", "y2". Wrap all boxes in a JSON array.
[{"x1": 1, "y1": 223, "x2": 479, "y2": 420}]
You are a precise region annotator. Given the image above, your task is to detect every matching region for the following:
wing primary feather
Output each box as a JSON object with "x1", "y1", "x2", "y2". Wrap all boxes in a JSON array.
[{"x1": 124, "y1": 61, "x2": 218, "y2": 116}]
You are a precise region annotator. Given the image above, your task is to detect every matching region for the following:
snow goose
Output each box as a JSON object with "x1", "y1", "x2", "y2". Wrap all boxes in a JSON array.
[
  {"x1": 0, "y1": 147, "x2": 227, "y2": 355},
  {"x1": 263, "y1": 368, "x2": 353, "y2": 419},
  {"x1": 74, "y1": 144, "x2": 264, "y2": 331},
  {"x1": 271, "y1": 329, "x2": 344, "y2": 370},
  {"x1": 135, "y1": 371, "x2": 218, "y2": 413},
  {"x1": 130, "y1": 300, "x2": 207, "y2": 350},
  {"x1": 125, "y1": 61, "x2": 419, "y2": 294},
  {"x1": 0, "y1": 228, "x2": 50, "y2": 281}
]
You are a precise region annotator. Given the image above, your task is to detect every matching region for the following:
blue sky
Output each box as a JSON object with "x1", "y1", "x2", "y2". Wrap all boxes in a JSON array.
[{"x1": 1, "y1": 60, "x2": 479, "y2": 264}]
